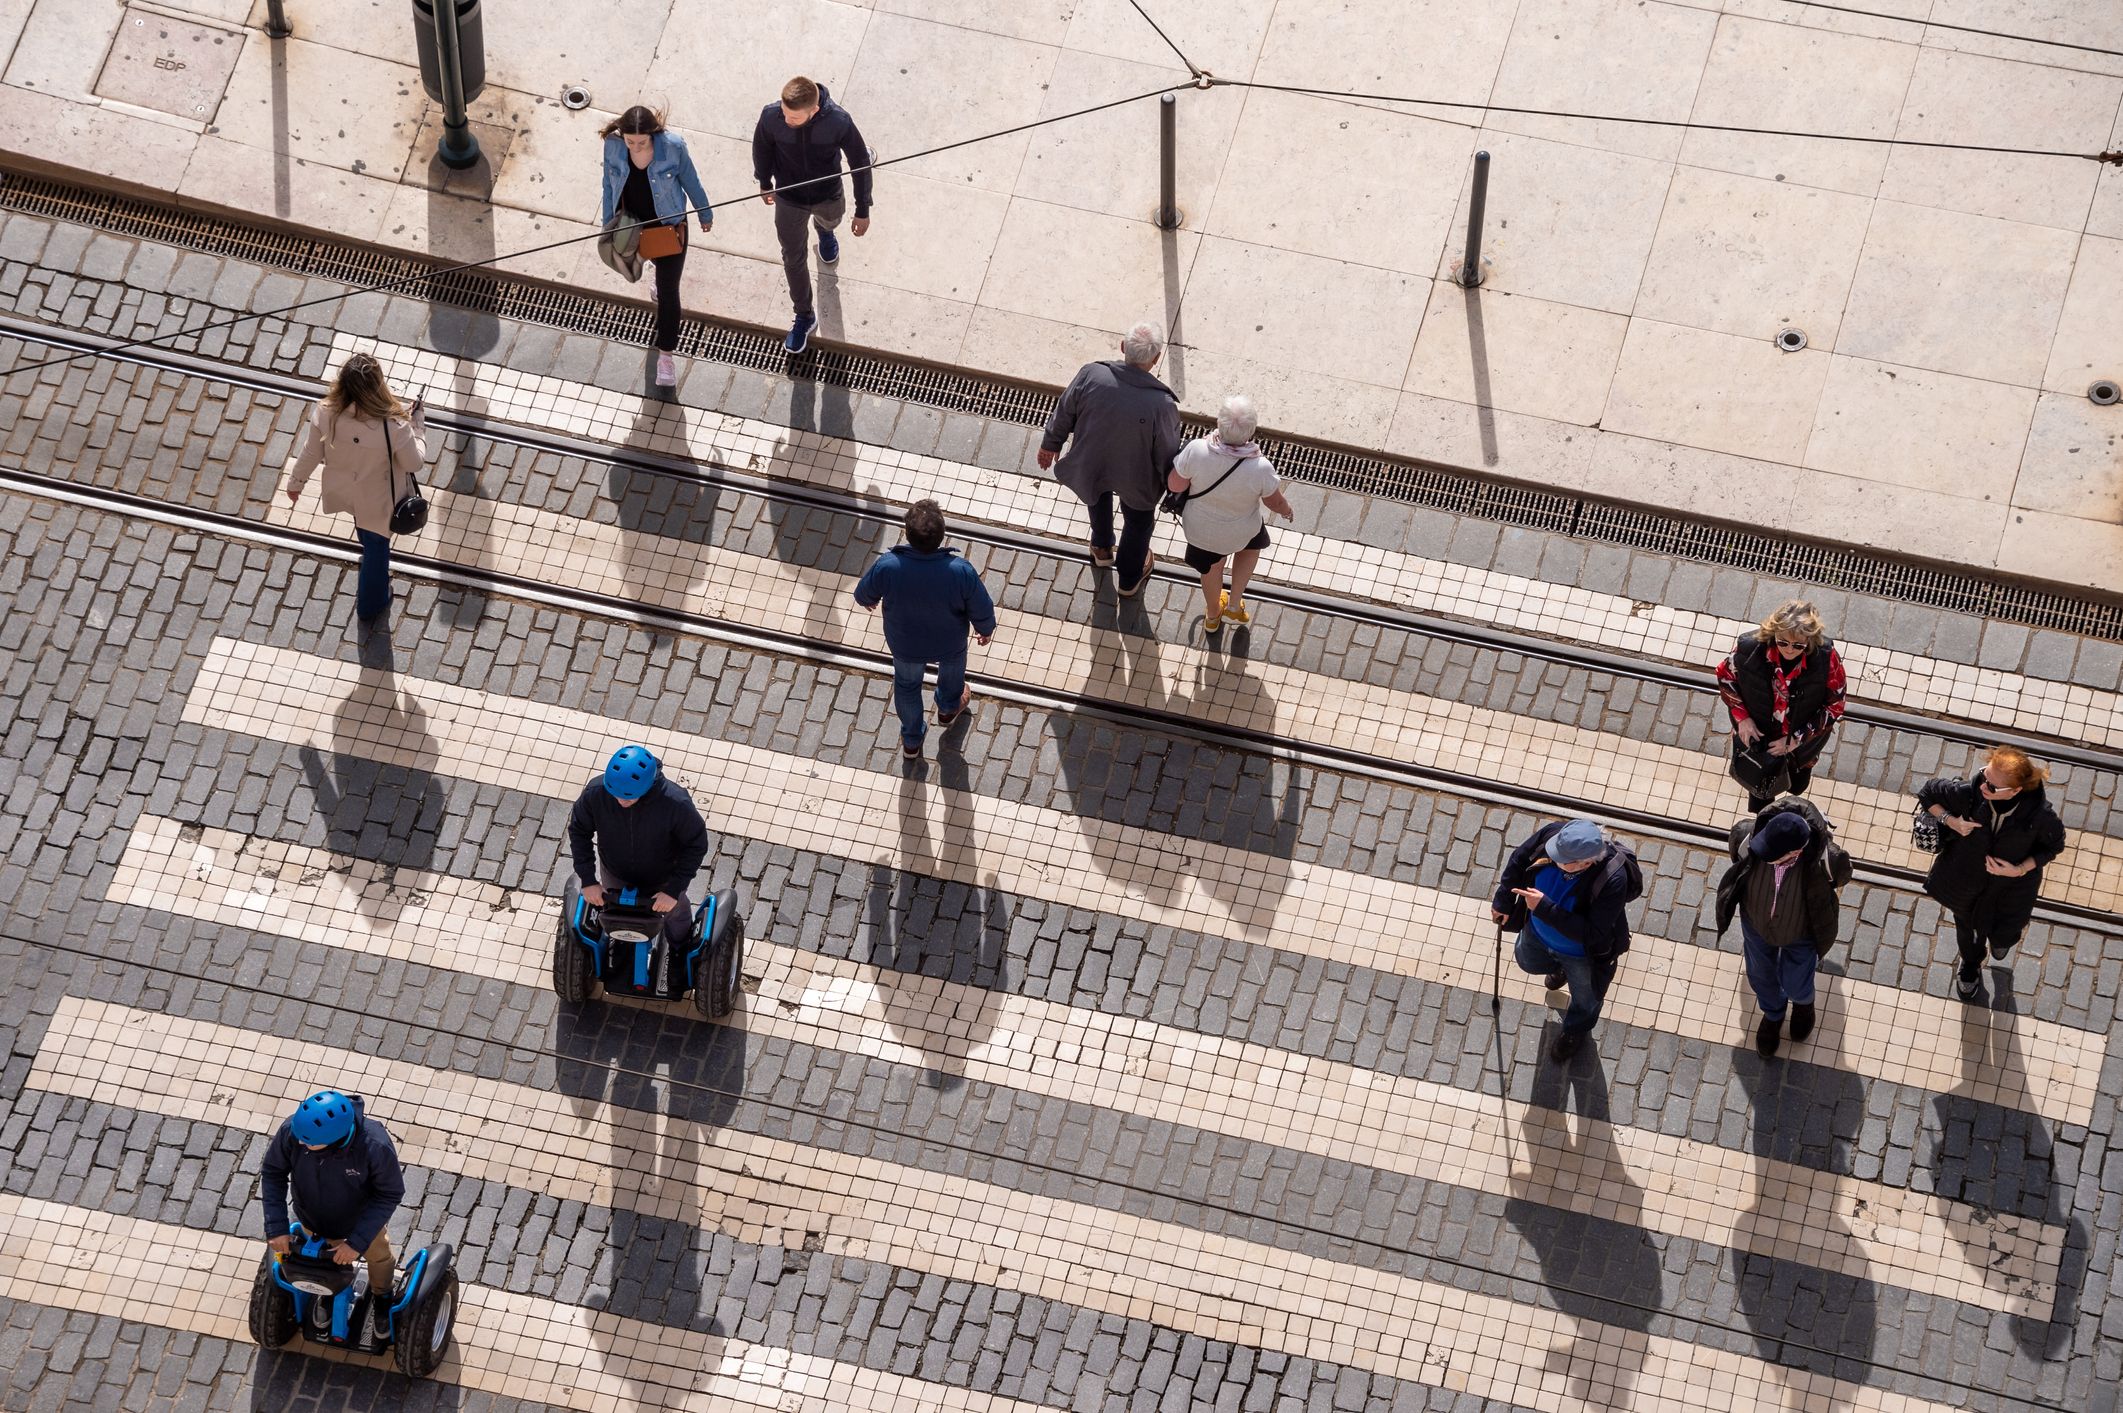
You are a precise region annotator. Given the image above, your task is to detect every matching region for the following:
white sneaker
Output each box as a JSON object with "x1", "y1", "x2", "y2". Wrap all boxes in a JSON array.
[{"x1": 655, "y1": 352, "x2": 677, "y2": 387}]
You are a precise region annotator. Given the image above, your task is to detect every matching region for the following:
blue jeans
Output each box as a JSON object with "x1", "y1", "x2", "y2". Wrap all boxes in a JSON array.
[
  {"x1": 355, "y1": 529, "x2": 391, "y2": 620},
  {"x1": 1515, "y1": 931, "x2": 1614, "y2": 1038},
  {"x1": 1740, "y1": 916, "x2": 1816, "y2": 1019},
  {"x1": 891, "y1": 648, "x2": 966, "y2": 747}
]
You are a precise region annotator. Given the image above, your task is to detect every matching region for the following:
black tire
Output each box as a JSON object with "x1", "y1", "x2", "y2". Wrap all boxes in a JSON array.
[
  {"x1": 248, "y1": 1255, "x2": 298, "y2": 1348},
  {"x1": 694, "y1": 910, "x2": 744, "y2": 1020},
  {"x1": 554, "y1": 892, "x2": 595, "y2": 1003},
  {"x1": 394, "y1": 1268, "x2": 457, "y2": 1379}
]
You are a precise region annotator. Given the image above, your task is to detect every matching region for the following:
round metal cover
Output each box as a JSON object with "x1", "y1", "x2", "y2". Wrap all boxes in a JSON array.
[
  {"x1": 1775, "y1": 328, "x2": 1807, "y2": 352},
  {"x1": 561, "y1": 84, "x2": 591, "y2": 111},
  {"x1": 2090, "y1": 380, "x2": 2121, "y2": 406}
]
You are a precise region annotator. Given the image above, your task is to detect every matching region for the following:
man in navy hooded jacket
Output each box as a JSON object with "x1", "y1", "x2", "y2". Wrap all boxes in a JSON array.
[
  {"x1": 260, "y1": 1090, "x2": 406, "y2": 1335},
  {"x1": 754, "y1": 74, "x2": 874, "y2": 354},
  {"x1": 853, "y1": 498, "x2": 997, "y2": 759}
]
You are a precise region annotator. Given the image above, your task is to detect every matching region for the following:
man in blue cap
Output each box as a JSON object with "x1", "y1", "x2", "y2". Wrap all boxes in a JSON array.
[
  {"x1": 1491, "y1": 818, "x2": 1644, "y2": 1061},
  {"x1": 568, "y1": 744, "x2": 711, "y2": 948},
  {"x1": 1713, "y1": 799, "x2": 1850, "y2": 1056},
  {"x1": 260, "y1": 1090, "x2": 406, "y2": 1339}
]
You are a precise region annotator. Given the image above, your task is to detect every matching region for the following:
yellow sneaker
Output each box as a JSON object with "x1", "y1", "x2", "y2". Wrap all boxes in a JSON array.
[{"x1": 1220, "y1": 592, "x2": 1251, "y2": 625}]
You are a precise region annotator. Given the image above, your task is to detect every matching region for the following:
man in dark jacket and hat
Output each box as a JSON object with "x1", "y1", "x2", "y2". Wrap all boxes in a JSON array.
[
  {"x1": 1037, "y1": 320, "x2": 1181, "y2": 598},
  {"x1": 260, "y1": 1090, "x2": 406, "y2": 1340},
  {"x1": 754, "y1": 75, "x2": 874, "y2": 355},
  {"x1": 1715, "y1": 798, "x2": 1851, "y2": 1056},
  {"x1": 1491, "y1": 818, "x2": 1644, "y2": 1061},
  {"x1": 1917, "y1": 746, "x2": 2067, "y2": 1001},
  {"x1": 853, "y1": 498, "x2": 998, "y2": 759}
]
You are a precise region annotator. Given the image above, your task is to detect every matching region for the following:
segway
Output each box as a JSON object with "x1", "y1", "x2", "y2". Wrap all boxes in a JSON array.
[
  {"x1": 553, "y1": 879, "x2": 744, "y2": 1018},
  {"x1": 248, "y1": 1224, "x2": 457, "y2": 1378}
]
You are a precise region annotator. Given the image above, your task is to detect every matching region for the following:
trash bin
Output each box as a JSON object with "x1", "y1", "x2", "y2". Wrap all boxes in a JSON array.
[{"x1": 412, "y1": 0, "x2": 485, "y2": 104}]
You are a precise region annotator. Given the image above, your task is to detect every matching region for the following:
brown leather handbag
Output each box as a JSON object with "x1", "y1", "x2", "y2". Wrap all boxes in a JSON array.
[{"x1": 637, "y1": 222, "x2": 684, "y2": 260}]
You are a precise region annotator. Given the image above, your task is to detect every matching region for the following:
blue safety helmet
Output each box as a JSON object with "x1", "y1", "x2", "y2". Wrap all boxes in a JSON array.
[
  {"x1": 604, "y1": 744, "x2": 661, "y2": 802},
  {"x1": 289, "y1": 1090, "x2": 357, "y2": 1147}
]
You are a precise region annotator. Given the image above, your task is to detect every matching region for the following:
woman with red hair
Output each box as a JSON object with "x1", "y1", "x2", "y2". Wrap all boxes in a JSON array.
[{"x1": 1917, "y1": 746, "x2": 2067, "y2": 1002}]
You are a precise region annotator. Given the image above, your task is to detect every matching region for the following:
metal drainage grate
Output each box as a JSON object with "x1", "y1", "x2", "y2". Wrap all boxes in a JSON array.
[{"x1": 6, "y1": 169, "x2": 2123, "y2": 643}]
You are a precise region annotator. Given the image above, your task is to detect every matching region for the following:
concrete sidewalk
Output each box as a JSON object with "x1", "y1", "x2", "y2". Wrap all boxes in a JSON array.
[{"x1": 4, "y1": 0, "x2": 2123, "y2": 593}]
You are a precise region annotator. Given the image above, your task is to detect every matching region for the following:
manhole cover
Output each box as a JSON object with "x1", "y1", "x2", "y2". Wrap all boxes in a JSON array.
[{"x1": 95, "y1": 12, "x2": 241, "y2": 121}]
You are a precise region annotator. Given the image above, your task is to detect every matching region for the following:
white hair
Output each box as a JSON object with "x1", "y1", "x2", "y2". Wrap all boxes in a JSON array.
[
  {"x1": 1216, "y1": 394, "x2": 1258, "y2": 446},
  {"x1": 1120, "y1": 321, "x2": 1163, "y2": 367}
]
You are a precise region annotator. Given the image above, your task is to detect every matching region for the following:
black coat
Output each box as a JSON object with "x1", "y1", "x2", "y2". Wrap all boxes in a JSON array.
[
  {"x1": 1490, "y1": 822, "x2": 1643, "y2": 962},
  {"x1": 1713, "y1": 797, "x2": 1849, "y2": 951},
  {"x1": 752, "y1": 86, "x2": 873, "y2": 214},
  {"x1": 567, "y1": 773, "x2": 710, "y2": 896},
  {"x1": 1915, "y1": 774, "x2": 2065, "y2": 935},
  {"x1": 259, "y1": 1097, "x2": 405, "y2": 1250},
  {"x1": 1722, "y1": 632, "x2": 1839, "y2": 768}
]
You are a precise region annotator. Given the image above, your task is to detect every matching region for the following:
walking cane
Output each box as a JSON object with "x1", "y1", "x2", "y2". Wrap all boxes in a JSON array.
[{"x1": 1492, "y1": 918, "x2": 1504, "y2": 1014}]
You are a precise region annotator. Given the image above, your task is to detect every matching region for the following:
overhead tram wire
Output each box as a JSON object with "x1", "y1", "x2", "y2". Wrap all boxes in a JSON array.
[
  {"x1": 1202, "y1": 75, "x2": 2123, "y2": 163},
  {"x1": 1121, "y1": 0, "x2": 1204, "y2": 78},
  {"x1": 1777, "y1": 0, "x2": 2123, "y2": 60},
  {"x1": 0, "y1": 81, "x2": 1189, "y2": 383},
  {"x1": 10, "y1": 924, "x2": 2086, "y2": 1413}
]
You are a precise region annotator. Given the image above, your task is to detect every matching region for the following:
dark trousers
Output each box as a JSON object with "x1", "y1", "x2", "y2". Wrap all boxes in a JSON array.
[
  {"x1": 1953, "y1": 912, "x2": 2025, "y2": 978},
  {"x1": 775, "y1": 194, "x2": 845, "y2": 316},
  {"x1": 1085, "y1": 494, "x2": 1156, "y2": 592},
  {"x1": 650, "y1": 249, "x2": 686, "y2": 351},
  {"x1": 354, "y1": 529, "x2": 391, "y2": 620}
]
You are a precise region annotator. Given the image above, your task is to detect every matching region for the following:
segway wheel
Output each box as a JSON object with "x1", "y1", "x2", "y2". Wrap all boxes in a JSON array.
[
  {"x1": 394, "y1": 1268, "x2": 457, "y2": 1379},
  {"x1": 248, "y1": 1254, "x2": 298, "y2": 1348},
  {"x1": 693, "y1": 911, "x2": 745, "y2": 1020},
  {"x1": 553, "y1": 905, "x2": 595, "y2": 1003}
]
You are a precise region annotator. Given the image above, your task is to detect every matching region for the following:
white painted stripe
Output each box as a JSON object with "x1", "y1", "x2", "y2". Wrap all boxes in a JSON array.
[
  {"x1": 0, "y1": 1192, "x2": 1050, "y2": 1411},
  {"x1": 27, "y1": 1002, "x2": 1964, "y2": 1413},
  {"x1": 265, "y1": 469, "x2": 2123, "y2": 919},
  {"x1": 174, "y1": 640, "x2": 2104, "y2": 1126},
  {"x1": 344, "y1": 331, "x2": 2123, "y2": 751},
  {"x1": 106, "y1": 816, "x2": 2066, "y2": 1317}
]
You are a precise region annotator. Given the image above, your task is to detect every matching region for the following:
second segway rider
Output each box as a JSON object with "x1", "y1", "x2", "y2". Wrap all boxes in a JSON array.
[
  {"x1": 568, "y1": 744, "x2": 711, "y2": 948},
  {"x1": 260, "y1": 1090, "x2": 407, "y2": 1341}
]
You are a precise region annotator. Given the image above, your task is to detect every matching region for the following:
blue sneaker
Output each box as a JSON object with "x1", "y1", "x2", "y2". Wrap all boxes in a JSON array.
[
  {"x1": 818, "y1": 229, "x2": 839, "y2": 265},
  {"x1": 784, "y1": 311, "x2": 816, "y2": 355}
]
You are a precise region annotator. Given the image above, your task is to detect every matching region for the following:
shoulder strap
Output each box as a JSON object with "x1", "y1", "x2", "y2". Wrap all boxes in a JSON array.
[{"x1": 383, "y1": 415, "x2": 399, "y2": 503}]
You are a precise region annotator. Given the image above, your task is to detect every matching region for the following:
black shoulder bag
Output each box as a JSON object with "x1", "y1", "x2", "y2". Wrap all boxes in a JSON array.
[
  {"x1": 1159, "y1": 456, "x2": 1244, "y2": 520},
  {"x1": 385, "y1": 414, "x2": 429, "y2": 536}
]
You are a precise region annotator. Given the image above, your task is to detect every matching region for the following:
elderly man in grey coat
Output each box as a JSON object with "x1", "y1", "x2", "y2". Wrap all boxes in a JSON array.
[{"x1": 1036, "y1": 320, "x2": 1181, "y2": 597}]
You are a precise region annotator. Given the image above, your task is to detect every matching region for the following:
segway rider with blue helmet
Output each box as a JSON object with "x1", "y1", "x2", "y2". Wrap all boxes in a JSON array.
[
  {"x1": 568, "y1": 744, "x2": 711, "y2": 949},
  {"x1": 260, "y1": 1090, "x2": 406, "y2": 1340}
]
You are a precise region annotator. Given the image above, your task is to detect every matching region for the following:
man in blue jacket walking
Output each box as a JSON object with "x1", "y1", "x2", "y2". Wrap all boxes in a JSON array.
[
  {"x1": 260, "y1": 1090, "x2": 406, "y2": 1339},
  {"x1": 853, "y1": 499, "x2": 997, "y2": 759}
]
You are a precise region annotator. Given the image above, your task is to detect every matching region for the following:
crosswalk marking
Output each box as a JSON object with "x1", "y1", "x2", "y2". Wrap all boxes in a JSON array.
[
  {"x1": 104, "y1": 815, "x2": 2067, "y2": 1317},
  {"x1": 178, "y1": 638, "x2": 2107, "y2": 1127},
  {"x1": 342, "y1": 331, "x2": 2123, "y2": 751},
  {"x1": 266, "y1": 471, "x2": 2123, "y2": 918},
  {"x1": 0, "y1": 1192, "x2": 1053, "y2": 1412},
  {"x1": 24, "y1": 1003, "x2": 1973, "y2": 1413}
]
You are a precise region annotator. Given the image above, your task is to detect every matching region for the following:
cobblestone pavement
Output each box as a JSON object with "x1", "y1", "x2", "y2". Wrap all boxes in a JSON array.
[{"x1": 0, "y1": 212, "x2": 2121, "y2": 1412}]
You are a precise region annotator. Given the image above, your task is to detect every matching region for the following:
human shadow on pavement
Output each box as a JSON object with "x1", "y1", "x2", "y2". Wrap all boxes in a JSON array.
[
  {"x1": 297, "y1": 661, "x2": 445, "y2": 930},
  {"x1": 1731, "y1": 1035, "x2": 1879, "y2": 1397},
  {"x1": 1504, "y1": 1035, "x2": 1662, "y2": 1407},
  {"x1": 1048, "y1": 585, "x2": 1298, "y2": 940},
  {"x1": 861, "y1": 728, "x2": 1006, "y2": 1088},
  {"x1": 424, "y1": 154, "x2": 504, "y2": 630},
  {"x1": 552, "y1": 991, "x2": 745, "y2": 1401},
  {"x1": 612, "y1": 402, "x2": 721, "y2": 624},
  {"x1": 1927, "y1": 963, "x2": 2088, "y2": 1361}
]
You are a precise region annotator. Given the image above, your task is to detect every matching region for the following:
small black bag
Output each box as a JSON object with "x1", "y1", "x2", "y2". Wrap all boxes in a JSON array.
[
  {"x1": 1159, "y1": 456, "x2": 1242, "y2": 520},
  {"x1": 385, "y1": 412, "x2": 428, "y2": 536},
  {"x1": 1911, "y1": 806, "x2": 1942, "y2": 854}
]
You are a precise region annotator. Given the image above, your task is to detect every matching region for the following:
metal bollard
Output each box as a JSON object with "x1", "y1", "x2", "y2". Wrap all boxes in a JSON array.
[
  {"x1": 430, "y1": 0, "x2": 481, "y2": 169},
  {"x1": 1456, "y1": 150, "x2": 1490, "y2": 287},
  {"x1": 1155, "y1": 93, "x2": 1179, "y2": 230},
  {"x1": 264, "y1": 0, "x2": 290, "y2": 37}
]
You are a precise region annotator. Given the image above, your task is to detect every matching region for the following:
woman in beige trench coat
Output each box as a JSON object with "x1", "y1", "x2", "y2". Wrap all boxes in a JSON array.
[{"x1": 285, "y1": 354, "x2": 428, "y2": 622}]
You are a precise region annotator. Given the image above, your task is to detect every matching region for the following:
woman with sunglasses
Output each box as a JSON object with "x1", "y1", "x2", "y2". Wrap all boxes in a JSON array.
[
  {"x1": 1715, "y1": 600, "x2": 1848, "y2": 814},
  {"x1": 1917, "y1": 746, "x2": 2067, "y2": 1001}
]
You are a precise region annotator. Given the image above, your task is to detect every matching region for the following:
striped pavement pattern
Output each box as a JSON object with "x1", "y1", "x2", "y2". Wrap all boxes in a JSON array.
[
  {"x1": 0, "y1": 1192, "x2": 1046, "y2": 1412},
  {"x1": 345, "y1": 332, "x2": 2123, "y2": 750},
  {"x1": 103, "y1": 814, "x2": 2067, "y2": 1316},
  {"x1": 21, "y1": 1000, "x2": 1975, "y2": 1413},
  {"x1": 177, "y1": 636, "x2": 2108, "y2": 1127}
]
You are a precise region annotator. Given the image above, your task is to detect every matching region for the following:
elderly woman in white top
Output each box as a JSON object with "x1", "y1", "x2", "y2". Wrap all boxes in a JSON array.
[{"x1": 1165, "y1": 395, "x2": 1294, "y2": 634}]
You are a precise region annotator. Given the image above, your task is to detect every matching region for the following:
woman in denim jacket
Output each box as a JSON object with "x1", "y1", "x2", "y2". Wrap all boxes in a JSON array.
[{"x1": 599, "y1": 106, "x2": 712, "y2": 386}]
